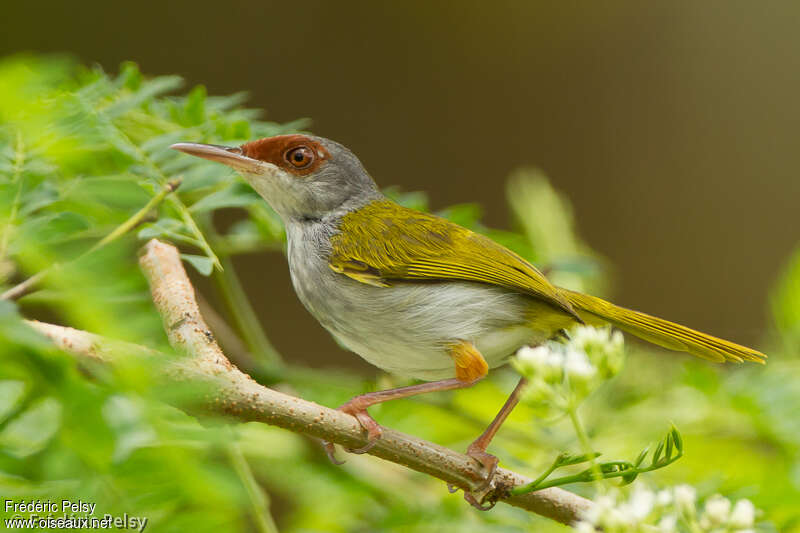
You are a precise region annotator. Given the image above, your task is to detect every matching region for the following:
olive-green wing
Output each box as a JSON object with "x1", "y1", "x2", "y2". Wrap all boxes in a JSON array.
[{"x1": 329, "y1": 200, "x2": 579, "y2": 320}]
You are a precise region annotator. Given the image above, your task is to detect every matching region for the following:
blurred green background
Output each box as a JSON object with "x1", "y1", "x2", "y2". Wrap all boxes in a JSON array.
[{"x1": 1, "y1": 2, "x2": 799, "y2": 532}]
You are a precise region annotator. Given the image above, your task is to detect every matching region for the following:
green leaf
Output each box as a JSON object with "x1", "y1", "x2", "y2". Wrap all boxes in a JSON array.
[
  {"x1": 634, "y1": 447, "x2": 649, "y2": 468},
  {"x1": 19, "y1": 182, "x2": 58, "y2": 216},
  {"x1": 189, "y1": 182, "x2": 258, "y2": 213},
  {"x1": 436, "y1": 203, "x2": 483, "y2": 228},
  {"x1": 19, "y1": 212, "x2": 90, "y2": 244},
  {"x1": 181, "y1": 254, "x2": 214, "y2": 276},
  {"x1": 103, "y1": 395, "x2": 156, "y2": 463},
  {"x1": 0, "y1": 397, "x2": 61, "y2": 458},
  {"x1": 771, "y1": 246, "x2": 800, "y2": 349},
  {"x1": 383, "y1": 187, "x2": 429, "y2": 211},
  {"x1": 599, "y1": 461, "x2": 631, "y2": 474},
  {"x1": 652, "y1": 441, "x2": 664, "y2": 465},
  {"x1": 0, "y1": 380, "x2": 27, "y2": 423},
  {"x1": 556, "y1": 452, "x2": 602, "y2": 466},
  {"x1": 206, "y1": 92, "x2": 249, "y2": 112},
  {"x1": 137, "y1": 217, "x2": 184, "y2": 240},
  {"x1": 104, "y1": 75, "x2": 184, "y2": 117},
  {"x1": 184, "y1": 85, "x2": 207, "y2": 126},
  {"x1": 672, "y1": 426, "x2": 683, "y2": 452},
  {"x1": 117, "y1": 61, "x2": 142, "y2": 91},
  {"x1": 248, "y1": 203, "x2": 285, "y2": 242},
  {"x1": 229, "y1": 119, "x2": 251, "y2": 139},
  {"x1": 620, "y1": 470, "x2": 638, "y2": 485}
]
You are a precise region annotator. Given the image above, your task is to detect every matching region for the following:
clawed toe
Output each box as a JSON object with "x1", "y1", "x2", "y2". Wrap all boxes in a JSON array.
[
  {"x1": 466, "y1": 445, "x2": 499, "y2": 490},
  {"x1": 463, "y1": 492, "x2": 497, "y2": 511},
  {"x1": 324, "y1": 401, "x2": 384, "y2": 461},
  {"x1": 458, "y1": 445, "x2": 500, "y2": 510},
  {"x1": 341, "y1": 402, "x2": 383, "y2": 449},
  {"x1": 322, "y1": 439, "x2": 346, "y2": 465},
  {"x1": 344, "y1": 434, "x2": 380, "y2": 454}
]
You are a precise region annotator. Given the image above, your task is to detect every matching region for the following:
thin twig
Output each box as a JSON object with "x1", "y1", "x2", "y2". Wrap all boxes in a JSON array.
[
  {"x1": 87, "y1": 178, "x2": 182, "y2": 254},
  {"x1": 26, "y1": 320, "x2": 158, "y2": 361},
  {"x1": 1, "y1": 179, "x2": 181, "y2": 301},
  {"x1": 0, "y1": 131, "x2": 26, "y2": 261},
  {"x1": 98, "y1": 106, "x2": 221, "y2": 270},
  {"x1": 226, "y1": 437, "x2": 280, "y2": 533},
  {"x1": 212, "y1": 255, "x2": 284, "y2": 367}
]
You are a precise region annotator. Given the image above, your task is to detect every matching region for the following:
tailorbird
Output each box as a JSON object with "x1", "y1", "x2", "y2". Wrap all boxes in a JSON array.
[{"x1": 172, "y1": 135, "x2": 765, "y2": 506}]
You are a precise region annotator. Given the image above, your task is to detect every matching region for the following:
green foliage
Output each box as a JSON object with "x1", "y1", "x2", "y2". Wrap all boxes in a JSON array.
[
  {"x1": 772, "y1": 246, "x2": 800, "y2": 354},
  {"x1": 0, "y1": 55, "x2": 798, "y2": 532},
  {"x1": 513, "y1": 426, "x2": 684, "y2": 494}
]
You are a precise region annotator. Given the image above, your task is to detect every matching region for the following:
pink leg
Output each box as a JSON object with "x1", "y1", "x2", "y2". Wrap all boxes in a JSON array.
[
  {"x1": 461, "y1": 377, "x2": 529, "y2": 510},
  {"x1": 324, "y1": 377, "x2": 482, "y2": 463}
]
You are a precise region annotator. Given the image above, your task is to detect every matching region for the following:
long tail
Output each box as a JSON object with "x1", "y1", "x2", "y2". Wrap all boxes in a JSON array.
[{"x1": 561, "y1": 289, "x2": 766, "y2": 363}]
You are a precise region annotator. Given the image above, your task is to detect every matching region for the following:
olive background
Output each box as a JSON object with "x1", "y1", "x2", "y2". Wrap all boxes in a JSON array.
[{"x1": 3, "y1": 1, "x2": 797, "y2": 371}]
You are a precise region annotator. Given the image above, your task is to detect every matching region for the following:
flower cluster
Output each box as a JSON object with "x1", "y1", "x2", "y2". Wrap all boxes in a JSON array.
[
  {"x1": 511, "y1": 325, "x2": 624, "y2": 410},
  {"x1": 576, "y1": 484, "x2": 759, "y2": 533}
]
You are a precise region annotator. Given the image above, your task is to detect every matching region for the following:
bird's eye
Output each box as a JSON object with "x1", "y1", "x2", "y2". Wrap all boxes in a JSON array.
[{"x1": 285, "y1": 146, "x2": 315, "y2": 169}]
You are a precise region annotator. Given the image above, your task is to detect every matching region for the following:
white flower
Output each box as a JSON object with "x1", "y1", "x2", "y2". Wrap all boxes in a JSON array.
[
  {"x1": 574, "y1": 521, "x2": 598, "y2": 533},
  {"x1": 513, "y1": 344, "x2": 566, "y2": 388},
  {"x1": 581, "y1": 493, "x2": 618, "y2": 525},
  {"x1": 521, "y1": 378, "x2": 554, "y2": 403},
  {"x1": 729, "y1": 499, "x2": 756, "y2": 528},
  {"x1": 565, "y1": 349, "x2": 597, "y2": 379},
  {"x1": 571, "y1": 325, "x2": 608, "y2": 347},
  {"x1": 700, "y1": 494, "x2": 732, "y2": 528},
  {"x1": 513, "y1": 345, "x2": 561, "y2": 381},
  {"x1": 512, "y1": 345, "x2": 549, "y2": 377},
  {"x1": 564, "y1": 348, "x2": 598, "y2": 396},
  {"x1": 622, "y1": 485, "x2": 655, "y2": 520},
  {"x1": 515, "y1": 345, "x2": 550, "y2": 367},
  {"x1": 656, "y1": 489, "x2": 673, "y2": 507},
  {"x1": 576, "y1": 484, "x2": 760, "y2": 533},
  {"x1": 602, "y1": 507, "x2": 634, "y2": 530},
  {"x1": 657, "y1": 513, "x2": 678, "y2": 532},
  {"x1": 546, "y1": 350, "x2": 564, "y2": 370},
  {"x1": 673, "y1": 485, "x2": 697, "y2": 513},
  {"x1": 569, "y1": 325, "x2": 625, "y2": 378}
]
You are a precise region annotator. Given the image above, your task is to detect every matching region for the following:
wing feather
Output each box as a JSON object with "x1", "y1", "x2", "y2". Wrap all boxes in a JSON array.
[{"x1": 329, "y1": 200, "x2": 579, "y2": 320}]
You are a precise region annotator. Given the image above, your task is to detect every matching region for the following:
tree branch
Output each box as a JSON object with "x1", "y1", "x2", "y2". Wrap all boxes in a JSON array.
[{"x1": 28, "y1": 238, "x2": 594, "y2": 526}]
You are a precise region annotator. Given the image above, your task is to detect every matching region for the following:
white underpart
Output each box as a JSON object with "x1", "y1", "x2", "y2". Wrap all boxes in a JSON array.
[{"x1": 326, "y1": 282, "x2": 540, "y2": 380}]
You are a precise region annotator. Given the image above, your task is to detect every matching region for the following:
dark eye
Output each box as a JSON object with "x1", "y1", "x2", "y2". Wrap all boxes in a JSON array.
[{"x1": 285, "y1": 146, "x2": 314, "y2": 169}]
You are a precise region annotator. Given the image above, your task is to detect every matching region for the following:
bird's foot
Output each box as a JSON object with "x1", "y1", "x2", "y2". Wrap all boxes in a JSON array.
[
  {"x1": 340, "y1": 400, "x2": 383, "y2": 453},
  {"x1": 466, "y1": 443, "x2": 499, "y2": 489},
  {"x1": 464, "y1": 492, "x2": 497, "y2": 511},
  {"x1": 451, "y1": 444, "x2": 499, "y2": 510},
  {"x1": 322, "y1": 400, "x2": 384, "y2": 464}
]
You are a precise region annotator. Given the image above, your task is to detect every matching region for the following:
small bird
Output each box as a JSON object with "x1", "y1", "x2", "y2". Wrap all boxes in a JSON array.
[{"x1": 172, "y1": 135, "x2": 765, "y2": 505}]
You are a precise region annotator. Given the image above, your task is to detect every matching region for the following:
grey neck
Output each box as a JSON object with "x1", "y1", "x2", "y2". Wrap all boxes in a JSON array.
[{"x1": 288, "y1": 188, "x2": 384, "y2": 226}]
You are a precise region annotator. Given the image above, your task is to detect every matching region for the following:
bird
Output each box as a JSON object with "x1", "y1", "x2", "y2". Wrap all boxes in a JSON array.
[{"x1": 172, "y1": 134, "x2": 765, "y2": 506}]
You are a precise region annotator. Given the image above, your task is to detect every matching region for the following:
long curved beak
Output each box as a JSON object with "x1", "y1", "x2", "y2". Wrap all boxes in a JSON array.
[{"x1": 170, "y1": 143, "x2": 263, "y2": 173}]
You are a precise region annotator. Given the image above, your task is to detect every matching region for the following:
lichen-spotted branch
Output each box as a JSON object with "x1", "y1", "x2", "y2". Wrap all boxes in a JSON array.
[{"x1": 28, "y1": 238, "x2": 593, "y2": 526}]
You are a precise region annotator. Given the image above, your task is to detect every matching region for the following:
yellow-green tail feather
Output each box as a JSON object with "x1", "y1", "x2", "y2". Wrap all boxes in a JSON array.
[{"x1": 561, "y1": 289, "x2": 766, "y2": 364}]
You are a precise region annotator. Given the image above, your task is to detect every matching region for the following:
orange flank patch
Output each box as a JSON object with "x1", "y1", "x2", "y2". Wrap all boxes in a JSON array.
[{"x1": 450, "y1": 341, "x2": 489, "y2": 382}]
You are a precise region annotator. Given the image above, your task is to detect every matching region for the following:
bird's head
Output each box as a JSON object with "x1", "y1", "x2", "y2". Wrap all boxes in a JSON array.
[{"x1": 172, "y1": 135, "x2": 380, "y2": 221}]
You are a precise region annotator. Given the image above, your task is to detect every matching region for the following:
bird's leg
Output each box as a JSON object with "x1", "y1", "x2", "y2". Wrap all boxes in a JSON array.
[
  {"x1": 324, "y1": 340, "x2": 488, "y2": 462},
  {"x1": 323, "y1": 377, "x2": 482, "y2": 462},
  {"x1": 460, "y1": 376, "x2": 529, "y2": 510}
]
